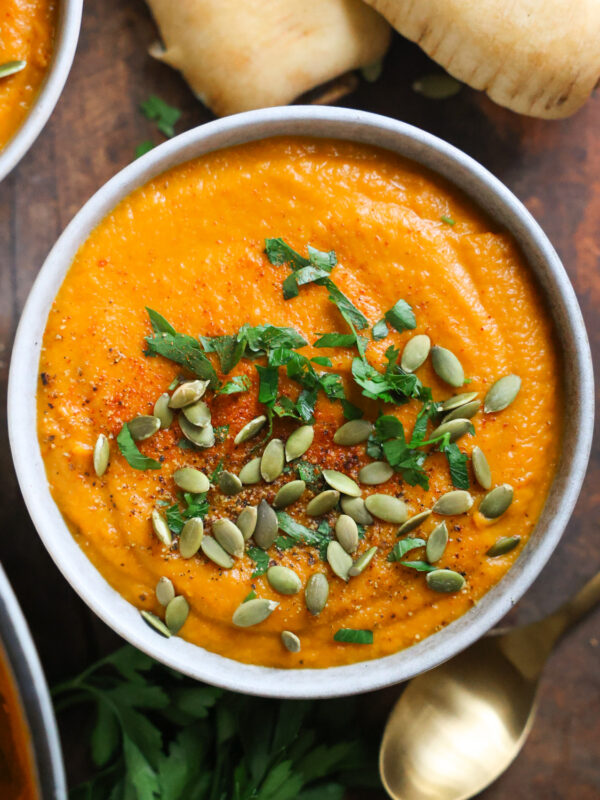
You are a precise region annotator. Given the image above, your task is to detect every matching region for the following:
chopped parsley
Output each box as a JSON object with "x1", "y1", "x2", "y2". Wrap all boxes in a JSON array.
[
  {"x1": 140, "y1": 95, "x2": 181, "y2": 138},
  {"x1": 388, "y1": 537, "x2": 426, "y2": 562},
  {"x1": 116, "y1": 424, "x2": 161, "y2": 471},
  {"x1": 333, "y1": 629, "x2": 373, "y2": 645},
  {"x1": 384, "y1": 299, "x2": 417, "y2": 333}
]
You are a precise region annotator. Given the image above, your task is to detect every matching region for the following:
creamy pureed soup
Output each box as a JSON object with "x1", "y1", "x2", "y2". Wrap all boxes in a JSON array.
[{"x1": 37, "y1": 137, "x2": 562, "y2": 668}]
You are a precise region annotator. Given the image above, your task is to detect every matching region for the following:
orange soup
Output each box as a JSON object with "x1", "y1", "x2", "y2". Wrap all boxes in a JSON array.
[
  {"x1": 37, "y1": 138, "x2": 562, "y2": 668},
  {"x1": 0, "y1": 0, "x2": 57, "y2": 151}
]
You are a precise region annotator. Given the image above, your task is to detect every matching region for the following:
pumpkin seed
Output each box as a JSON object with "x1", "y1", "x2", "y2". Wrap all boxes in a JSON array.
[
  {"x1": 358, "y1": 461, "x2": 393, "y2": 485},
  {"x1": 484, "y1": 375, "x2": 521, "y2": 413},
  {"x1": 218, "y1": 471, "x2": 243, "y2": 495},
  {"x1": 432, "y1": 490, "x2": 473, "y2": 515},
  {"x1": 426, "y1": 569, "x2": 465, "y2": 593},
  {"x1": 200, "y1": 536, "x2": 233, "y2": 569},
  {"x1": 340, "y1": 496, "x2": 374, "y2": 525},
  {"x1": 426, "y1": 521, "x2": 449, "y2": 563},
  {"x1": 0, "y1": 60, "x2": 27, "y2": 79},
  {"x1": 254, "y1": 499, "x2": 279, "y2": 549},
  {"x1": 151, "y1": 509, "x2": 172, "y2": 546},
  {"x1": 472, "y1": 446, "x2": 492, "y2": 489},
  {"x1": 165, "y1": 595, "x2": 189, "y2": 634},
  {"x1": 285, "y1": 425, "x2": 314, "y2": 461},
  {"x1": 401, "y1": 334, "x2": 431, "y2": 372},
  {"x1": 431, "y1": 345, "x2": 464, "y2": 387},
  {"x1": 179, "y1": 416, "x2": 215, "y2": 448},
  {"x1": 234, "y1": 415, "x2": 267, "y2": 445},
  {"x1": 335, "y1": 515, "x2": 359, "y2": 554},
  {"x1": 232, "y1": 598, "x2": 279, "y2": 627},
  {"x1": 267, "y1": 565, "x2": 302, "y2": 595},
  {"x1": 129, "y1": 415, "x2": 161, "y2": 441},
  {"x1": 429, "y1": 418, "x2": 473, "y2": 443},
  {"x1": 155, "y1": 577, "x2": 175, "y2": 606},
  {"x1": 93, "y1": 434, "x2": 110, "y2": 477},
  {"x1": 479, "y1": 484, "x2": 514, "y2": 519},
  {"x1": 273, "y1": 480, "x2": 306, "y2": 508},
  {"x1": 212, "y1": 519, "x2": 245, "y2": 557},
  {"x1": 413, "y1": 73, "x2": 462, "y2": 100},
  {"x1": 396, "y1": 509, "x2": 432, "y2": 536},
  {"x1": 237, "y1": 506, "x2": 257, "y2": 540},
  {"x1": 169, "y1": 380, "x2": 209, "y2": 409},
  {"x1": 326, "y1": 541, "x2": 353, "y2": 581},
  {"x1": 364, "y1": 494, "x2": 408, "y2": 524},
  {"x1": 333, "y1": 419, "x2": 373, "y2": 445},
  {"x1": 281, "y1": 630, "x2": 301, "y2": 653},
  {"x1": 153, "y1": 393, "x2": 174, "y2": 428},
  {"x1": 487, "y1": 535, "x2": 521, "y2": 557},
  {"x1": 260, "y1": 439, "x2": 285, "y2": 483},
  {"x1": 140, "y1": 610, "x2": 171, "y2": 638},
  {"x1": 440, "y1": 392, "x2": 479, "y2": 412},
  {"x1": 182, "y1": 399, "x2": 211, "y2": 427},
  {"x1": 323, "y1": 469, "x2": 361, "y2": 497},
  {"x1": 443, "y1": 399, "x2": 480, "y2": 423},
  {"x1": 173, "y1": 467, "x2": 210, "y2": 493},
  {"x1": 239, "y1": 457, "x2": 262, "y2": 485},
  {"x1": 348, "y1": 546, "x2": 378, "y2": 577},
  {"x1": 179, "y1": 518, "x2": 204, "y2": 558},
  {"x1": 305, "y1": 573, "x2": 329, "y2": 615},
  {"x1": 306, "y1": 490, "x2": 340, "y2": 517}
]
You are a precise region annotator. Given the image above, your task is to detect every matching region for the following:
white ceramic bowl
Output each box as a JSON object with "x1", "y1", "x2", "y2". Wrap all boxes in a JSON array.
[
  {"x1": 9, "y1": 107, "x2": 594, "y2": 698},
  {"x1": 0, "y1": 0, "x2": 82, "y2": 182}
]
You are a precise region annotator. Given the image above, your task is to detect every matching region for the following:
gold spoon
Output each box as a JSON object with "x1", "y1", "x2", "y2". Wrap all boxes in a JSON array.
[{"x1": 380, "y1": 572, "x2": 600, "y2": 800}]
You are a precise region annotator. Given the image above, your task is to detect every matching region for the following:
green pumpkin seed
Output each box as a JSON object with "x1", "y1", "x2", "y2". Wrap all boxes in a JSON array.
[
  {"x1": 401, "y1": 334, "x2": 431, "y2": 372},
  {"x1": 440, "y1": 392, "x2": 478, "y2": 412},
  {"x1": 340, "y1": 496, "x2": 374, "y2": 525},
  {"x1": 179, "y1": 416, "x2": 215, "y2": 448},
  {"x1": 237, "y1": 506, "x2": 257, "y2": 540},
  {"x1": 212, "y1": 519, "x2": 245, "y2": 558},
  {"x1": 273, "y1": 480, "x2": 306, "y2": 508},
  {"x1": 431, "y1": 345, "x2": 464, "y2": 387},
  {"x1": 396, "y1": 509, "x2": 432, "y2": 536},
  {"x1": 232, "y1": 598, "x2": 278, "y2": 627},
  {"x1": 348, "y1": 546, "x2": 378, "y2": 577},
  {"x1": 326, "y1": 541, "x2": 353, "y2": 581},
  {"x1": 305, "y1": 573, "x2": 329, "y2": 615},
  {"x1": 0, "y1": 60, "x2": 27, "y2": 79},
  {"x1": 426, "y1": 569, "x2": 465, "y2": 593},
  {"x1": 285, "y1": 425, "x2": 314, "y2": 461},
  {"x1": 364, "y1": 494, "x2": 408, "y2": 524},
  {"x1": 140, "y1": 610, "x2": 171, "y2": 638},
  {"x1": 281, "y1": 630, "x2": 301, "y2": 652},
  {"x1": 200, "y1": 536, "x2": 233, "y2": 568},
  {"x1": 429, "y1": 418, "x2": 473, "y2": 443},
  {"x1": 182, "y1": 399, "x2": 211, "y2": 427},
  {"x1": 484, "y1": 375, "x2": 521, "y2": 413},
  {"x1": 335, "y1": 514, "x2": 359, "y2": 554},
  {"x1": 129, "y1": 415, "x2": 161, "y2": 441},
  {"x1": 443, "y1": 399, "x2": 480, "y2": 423},
  {"x1": 333, "y1": 419, "x2": 373, "y2": 445},
  {"x1": 234, "y1": 415, "x2": 267, "y2": 445},
  {"x1": 254, "y1": 499, "x2": 278, "y2": 549},
  {"x1": 93, "y1": 434, "x2": 110, "y2": 477},
  {"x1": 267, "y1": 565, "x2": 302, "y2": 595},
  {"x1": 323, "y1": 469, "x2": 361, "y2": 497},
  {"x1": 218, "y1": 471, "x2": 243, "y2": 495},
  {"x1": 472, "y1": 446, "x2": 492, "y2": 490},
  {"x1": 155, "y1": 577, "x2": 175, "y2": 606},
  {"x1": 173, "y1": 467, "x2": 210, "y2": 493},
  {"x1": 151, "y1": 509, "x2": 172, "y2": 546},
  {"x1": 432, "y1": 490, "x2": 473, "y2": 515},
  {"x1": 165, "y1": 595, "x2": 189, "y2": 634},
  {"x1": 153, "y1": 393, "x2": 174, "y2": 428},
  {"x1": 179, "y1": 518, "x2": 204, "y2": 558},
  {"x1": 479, "y1": 484, "x2": 514, "y2": 519},
  {"x1": 358, "y1": 461, "x2": 393, "y2": 485},
  {"x1": 239, "y1": 457, "x2": 262, "y2": 485},
  {"x1": 426, "y1": 521, "x2": 449, "y2": 563},
  {"x1": 169, "y1": 380, "x2": 209, "y2": 409},
  {"x1": 260, "y1": 439, "x2": 285, "y2": 483},
  {"x1": 306, "y1": 490, "x2": 340, "y2": 517},
  {"x1": 487, "y1": 535, "x2": 521, "y2": 557}
]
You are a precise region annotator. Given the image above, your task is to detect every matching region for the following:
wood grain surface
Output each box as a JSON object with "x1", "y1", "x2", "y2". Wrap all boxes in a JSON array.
[{"x1": 0, "y1": 1, "x2": 598, "y2": 796}]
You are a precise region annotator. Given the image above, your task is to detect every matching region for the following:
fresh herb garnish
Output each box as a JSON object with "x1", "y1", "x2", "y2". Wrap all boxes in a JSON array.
[
  {"x1": 295, "y1": 461, "x2": 323, "y2": 491},
  {"x1": 135, "y1": 140, "x2": 154, "y2": 159},
  {"x1": 371, "y1": 318, "x2": 388, "y2": 341},
  {"x1": 388, "y1": 537, "x2": 426, "y2": 562},
  {"x1": 145, "y1": 310, "x2": 218, "y2": 387},
  {"x1": 256, "y1": 364, "x2": 279, "y2": 405},
  {"x1": 140, "y1": 95, "x2": 181, "y2": 138},
  {"x1": 384, "y1": 299, "x2": 417, "y2": 333},
  {"x1": 333, "y1": 629, "x2": 374, "y2": 645},
  {"x1": 314, "y1": 332, "x2": 358, "y2": 348},
  {"x1": 441, "y1": 441, "x2": 470, "y2": 489},
  {"x1": 213, "y1": 425, "x2": 229, "y2": 444},
  {"x1": 166, "y1": 493, "x2": 209, "y2": 533},
  {"x1": 217, "y1": 375, "x2": 251, "y2": 394},
  {"x1": 116, "y1": 424, "x2": 161, "y2": 471},
  {"x1": 247, "y1": 547, "x2": 270, "y2": 577},
  {"x1": 243, "y1": 590, "x2": 257, "y2": 602},
  {"x1": 441, "y1": 215, "x2": 456, "y2": 225},
  {"x1": 400, "y1": 560, "x2": 437, "y2": 572},
  {"x1": 275, "y1": 512, "x2": 331, "y2": 549}
]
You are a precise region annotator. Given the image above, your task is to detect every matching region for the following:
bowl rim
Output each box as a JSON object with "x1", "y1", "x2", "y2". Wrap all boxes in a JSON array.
[
  {"x1": 8, "y1": 105, "x2": 594, "y2": 698},
  {"x1": 0, "y1": 0, "x2": 83, "y2": 182}
]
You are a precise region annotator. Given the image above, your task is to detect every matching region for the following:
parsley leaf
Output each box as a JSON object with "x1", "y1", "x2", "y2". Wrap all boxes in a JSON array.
[
  {"x1": 264, "y1": 238, "x2": 310, "y2": 269},
  {"x1": 116, "y1": 424, "x2": 161, "y2": 470},
  {"x1": 200, "y1": 334, "x2": 246, "y2": 374},
  {"x1": 384, "y1": 299, "x2": 417, "y2": 333},
  {"x1": 140, "y1": 95, "x2": 181, "y2": 138},
  {"x1": 401, "y1": 560, "x2": 437, "y2": 572},
  {"x1": 441, "y1": 441, "x2": 470, "y2": 489},
  {"x1": 135, "y1": 140, "x2": 154, "y2": 159},
  {"x1": 217, "y1": 375, "x2": 251, "y2": 394},
  {"x1": 388, "y1": 537, "x2": 426, "y2": 562},
  {"x1": 441, "y1": 215, "x2": 456, "y2": 225},
  {"x1": 314, "y1": 332, "x2": 358, "y2": 348},
  {"x1": 256, "y1": 365, "x2": 279, "y2": 406},
  {"x1": 333, "y1": 629, "x2": 373, "y2": 645},
  {"x1": 382, "y1": 438, "x2": 429, "y2": 489},
  {"x1": 275, "y1": 512, "x2": 331, "y2": 549},
  {"x1": 146, "y1": 307, "x2": 176, "y2": 335},
  {"x1": 371, "y1": 318, "x2": 388, "y2": 340},
  {"x1": 295, "y1": 461, "x2": 323, "y2": 491},
  {"x1": 247, "y1": 547, "x2": 270, "y2": 577},
  {"x1": 145, "y1": 330, "x2": 219, "y2": 386}
]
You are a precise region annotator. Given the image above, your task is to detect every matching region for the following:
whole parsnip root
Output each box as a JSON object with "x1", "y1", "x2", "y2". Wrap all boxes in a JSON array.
[
  {"x1": 364, "y1": 0, "x2": 600, "y2": 118},
  {"x1": 145, "y1": 0, "x2": 391, "y2": 117}
]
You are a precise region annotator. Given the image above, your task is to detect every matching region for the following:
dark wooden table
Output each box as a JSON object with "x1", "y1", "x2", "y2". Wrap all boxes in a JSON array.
[{"x1": 1, "y1": 1, "x2": 598, "y2": 796}]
